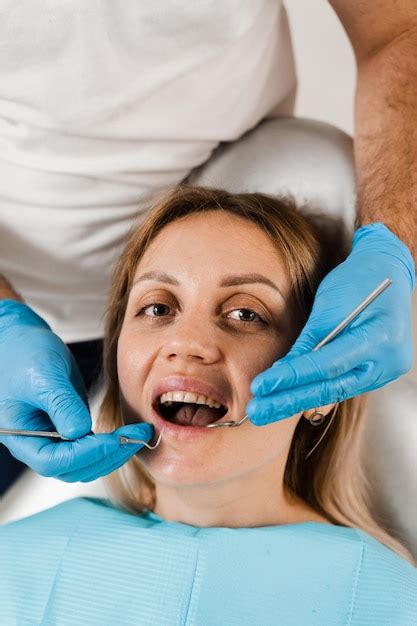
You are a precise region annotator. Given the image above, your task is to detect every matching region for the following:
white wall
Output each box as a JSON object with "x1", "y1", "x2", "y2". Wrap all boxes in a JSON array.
[
  {"x1": 286, "y1": 0, "x2": 417, "y2": 384},
  {"x1": 286, "y1": 0, "x2": 355, "y2": 135}
]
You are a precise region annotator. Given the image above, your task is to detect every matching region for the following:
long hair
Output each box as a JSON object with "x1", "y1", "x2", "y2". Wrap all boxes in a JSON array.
[{"x1": 97, "y1": 184, "x2": 415, "y2": 565}]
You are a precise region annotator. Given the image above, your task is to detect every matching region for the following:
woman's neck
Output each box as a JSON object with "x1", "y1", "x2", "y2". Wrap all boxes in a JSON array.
[{"x1": 153, "y1": 460, "x2": 331, "y2": 528}]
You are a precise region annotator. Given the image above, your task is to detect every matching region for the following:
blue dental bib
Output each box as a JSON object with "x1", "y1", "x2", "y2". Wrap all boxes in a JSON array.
[{"x1": 0, "y1": 497, "x2": 415, "y2": 625}]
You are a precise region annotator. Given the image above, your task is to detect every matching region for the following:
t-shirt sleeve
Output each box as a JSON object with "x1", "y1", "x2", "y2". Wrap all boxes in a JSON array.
[{"x1": 350, "y1": 532, "x2": 417, "y2": 625}]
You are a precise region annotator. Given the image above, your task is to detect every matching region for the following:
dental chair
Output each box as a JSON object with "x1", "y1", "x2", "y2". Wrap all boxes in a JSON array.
[{"x1": 1, "y1": 116, "x2": 416, "y2": 564}]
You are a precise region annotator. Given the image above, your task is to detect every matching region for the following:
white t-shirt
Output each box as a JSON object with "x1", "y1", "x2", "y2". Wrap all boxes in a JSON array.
[{"x1": 0, "y1": 1, "x2": 296, "y2": 343}]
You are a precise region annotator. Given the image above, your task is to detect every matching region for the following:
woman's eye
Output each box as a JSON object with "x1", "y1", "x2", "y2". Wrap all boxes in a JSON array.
[
  {"x1": 135, "y1": 303, "x2": 266, "y2": 325},
  {"x1": 227, "y1": 308, "x2": 266, "y2": 324},
  {"x1": 137, "y1": 303, "x2": 171, "y2": 318}
]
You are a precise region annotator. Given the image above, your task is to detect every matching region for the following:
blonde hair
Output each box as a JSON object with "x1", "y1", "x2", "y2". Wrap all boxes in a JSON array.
[{"x1": 97, "y1": 185, "x2": 415, "y2": 565}]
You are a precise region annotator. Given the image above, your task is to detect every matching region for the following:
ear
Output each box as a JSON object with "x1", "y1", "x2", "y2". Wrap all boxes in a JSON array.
[{"x1": 303, "y1": 403, "x2": 337, "y2": 421}]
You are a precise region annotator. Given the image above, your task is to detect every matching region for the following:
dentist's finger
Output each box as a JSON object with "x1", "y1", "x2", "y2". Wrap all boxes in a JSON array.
[
  {"x1": 250, "y1": 327, "x2": 375, "y2": 397},
  {"x1": 35, "y1": 380, "x2": 92, "y2": 440},
  {"x1": 1, "y1": 423, "x2": 153, "y2": 477},
  {"x1": 73, "y1": 426, "x2": 160, "y2": 482},
  {"x1": 246, "y1": 364, "x2": 388, "y2": 425},
  {"x1": 58, "y1": 445, "x2": 144, "y2": 483}
]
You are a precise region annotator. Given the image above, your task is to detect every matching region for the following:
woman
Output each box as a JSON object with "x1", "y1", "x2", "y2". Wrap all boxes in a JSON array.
[{"x1": 0, "y1": 185, "x2": 415, "y2": 625}]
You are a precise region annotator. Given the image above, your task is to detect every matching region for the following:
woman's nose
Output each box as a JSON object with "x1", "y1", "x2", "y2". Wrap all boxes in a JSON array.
[{"x1": 159, "y1": 314, "x2": 222, "y2": 364}]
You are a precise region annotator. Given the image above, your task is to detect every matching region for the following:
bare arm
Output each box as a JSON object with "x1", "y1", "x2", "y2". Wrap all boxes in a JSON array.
[
  {"x1": 329, "y1": 0, "x2": 417, "y2": 261},
  {"x1": 0, "y1": 274, "x2": 23, "y2": 301}
]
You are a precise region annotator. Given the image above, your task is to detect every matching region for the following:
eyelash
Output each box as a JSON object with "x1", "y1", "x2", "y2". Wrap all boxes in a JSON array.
[{"x1": 135, "y1": 303, "x2": 267, "y2": 325}]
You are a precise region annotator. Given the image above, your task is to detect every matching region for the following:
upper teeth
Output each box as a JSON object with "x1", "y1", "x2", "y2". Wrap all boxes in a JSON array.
[{"x1": 159, "y1": 391, "x2": 223, "y2": 408}]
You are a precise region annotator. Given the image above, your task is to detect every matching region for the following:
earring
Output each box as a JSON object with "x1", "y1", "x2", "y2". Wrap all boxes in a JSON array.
[
  {"x1": 308, "y1": 410, "x2": 326, "y2": 426},
  {"x1": 304, "y1": 404, "x2": 339, "y2": 460}
]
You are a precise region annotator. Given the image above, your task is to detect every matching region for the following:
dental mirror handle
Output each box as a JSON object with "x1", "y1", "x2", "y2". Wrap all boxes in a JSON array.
[
  {"x1": 0, "y1": 427, "x2": 162, "y2": 451},
  {"x1": 312, "y1": 277, "x2": 392, "y2": 351},
  {"x1": 0, "y1": 428, "x2": 72, "y2": 440}
]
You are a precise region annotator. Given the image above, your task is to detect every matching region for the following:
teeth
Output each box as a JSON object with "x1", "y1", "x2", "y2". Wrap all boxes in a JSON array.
[{"x1": 159, "y1": 390, "x2": 222, "y2": 408}]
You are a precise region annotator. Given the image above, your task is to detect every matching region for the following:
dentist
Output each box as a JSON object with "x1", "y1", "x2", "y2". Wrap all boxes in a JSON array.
[{"x1": 0, "y1": 1, "x2": 415, "y2": 492}]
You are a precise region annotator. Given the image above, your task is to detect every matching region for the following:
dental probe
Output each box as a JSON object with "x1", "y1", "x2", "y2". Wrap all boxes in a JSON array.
[
  {"x1": 0, "y1": 278, "x2": 392, "y2": 446},
  {"x1": 119, "y1": 431, "x2": 163, "y2": 449},
  {"x1": 205, "y1": 277, "x2": 393, "y2": 429}
]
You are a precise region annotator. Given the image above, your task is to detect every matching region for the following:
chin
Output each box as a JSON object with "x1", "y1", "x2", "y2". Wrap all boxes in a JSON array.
[{"x1": 140, "y1": 452, "x2": 226, "y2": 487}]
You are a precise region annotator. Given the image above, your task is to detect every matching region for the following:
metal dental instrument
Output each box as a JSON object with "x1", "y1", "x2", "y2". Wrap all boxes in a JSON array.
[
  {"x1": 0, "y1": 278, "x2": 392, "y2": 444},
  {"x1": 0, "y1": 429, "x2": 73, "y2": 440},
  {"x1": 205, "y1": 277, "x2": 393, "y2": 429},
  {"x1": 0, "y1": 426, "x2": 163, "y2": 450},
  {"x1": 119, "y1": 431, "x2": 163, "y2": 449}
]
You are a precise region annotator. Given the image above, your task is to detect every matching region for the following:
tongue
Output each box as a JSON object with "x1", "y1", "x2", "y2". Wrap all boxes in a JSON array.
[{"x1": 171, "y1": 404, "x2": 222, "y2": 427}]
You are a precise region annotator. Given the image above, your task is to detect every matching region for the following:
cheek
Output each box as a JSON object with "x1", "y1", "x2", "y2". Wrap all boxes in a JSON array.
[
  {"x1": 116, "y1": 329, "x2": 148, "y2": 398},
  {"x1": 241, "y1": 414, "x2": 300, "y2": 464},
  {"x1": 238, "y1": 335, "x2": 289, "y2": 395}
]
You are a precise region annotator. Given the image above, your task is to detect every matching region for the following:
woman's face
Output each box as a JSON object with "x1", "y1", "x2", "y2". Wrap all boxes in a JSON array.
[{"x1": 117, "y1": 210, "x2": 305, "y2": 487}]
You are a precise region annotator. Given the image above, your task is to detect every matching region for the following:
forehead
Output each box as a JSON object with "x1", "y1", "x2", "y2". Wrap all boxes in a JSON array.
[{"x1": 135, "y1": 211, "x2": 289, "y2": 286}]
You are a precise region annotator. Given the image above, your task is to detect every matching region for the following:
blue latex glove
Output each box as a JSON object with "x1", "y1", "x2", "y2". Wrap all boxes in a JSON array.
[
  {"x1": 246, "y1": 223, "x2": 415, "y2": 425},
  {"x1": 0, "y1": 300, "x2": 154, "y2": 482}
]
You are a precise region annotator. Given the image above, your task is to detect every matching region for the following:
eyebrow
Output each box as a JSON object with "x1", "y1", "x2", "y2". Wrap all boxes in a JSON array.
[{"x1": 132, "y1": 270, "x2": 284, "y2": 299}]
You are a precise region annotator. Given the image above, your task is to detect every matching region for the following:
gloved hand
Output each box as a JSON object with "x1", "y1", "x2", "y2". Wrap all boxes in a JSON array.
[
  {"x1": 0, "y1": 300, "x2": 154, "y2": 482},
  {"x1": 246, "y1": 223, "x2": 415, "y2": 425}
]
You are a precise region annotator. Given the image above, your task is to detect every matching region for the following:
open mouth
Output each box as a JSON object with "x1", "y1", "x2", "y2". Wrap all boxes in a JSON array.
[{"x1": 156, "y1": 400, "x2": 229, "y2": 427}]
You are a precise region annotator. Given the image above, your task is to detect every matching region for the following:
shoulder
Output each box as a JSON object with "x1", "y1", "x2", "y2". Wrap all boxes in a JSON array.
[
  {"x1": 352, "y1": 526, "x2": 416, "y2": 573},
  {"x1": 0, "y1": 497, "x2": 133, "y2": 567},
  {"x1": 0, "y1": 497, "x2": 148, "y2": 621},
  {"x1": 0, "y1": 497, "x2": 108, "y2": 536},
  {"x1": 257, "y1": 523, "x2": 417, "y2": 624},
  {"x1": 348, "y1": 528, "x2": 417, "y2": 624}
]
